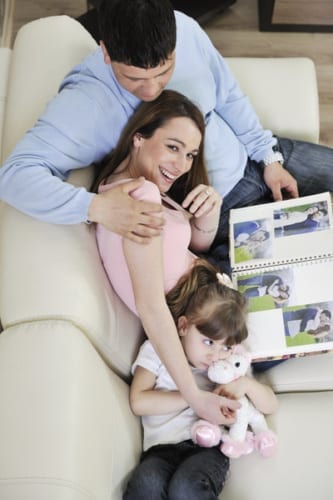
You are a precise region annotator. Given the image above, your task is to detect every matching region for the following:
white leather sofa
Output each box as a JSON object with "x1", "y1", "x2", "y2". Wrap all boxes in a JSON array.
[{"x1": 1, "y1": 15, "x2": 332, "y2": 500}]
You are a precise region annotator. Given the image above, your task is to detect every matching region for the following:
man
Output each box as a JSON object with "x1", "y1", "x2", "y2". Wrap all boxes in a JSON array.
[
  {"x1": 233, "y1": 221, "x2": 270, "y2": 248},
  {"x1": 1, "y1": 0, "x2": 332, "y2": 262},
  {"x1": 283, "y1": 307, "x2": 332, "y2": 338},
  {"x1": 275, "y1": 208, "x2": 328, "y2": 236},
  {"x1": 237, "y1": 274, "x2": 290, "y2": 305}
]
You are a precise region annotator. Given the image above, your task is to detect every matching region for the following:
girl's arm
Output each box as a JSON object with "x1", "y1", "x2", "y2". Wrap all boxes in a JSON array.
[
  {"x1": 130, "y1": 366, "x2": 188, "y2": 416},
  {"x1": 181, "y1": 184, "x2": 222, "y2": 252},
  {"x1": 124, "y1": 232, "x2": 239, "y2": 425},
  {"x1": 217, "y1": 376, "x2": 278, "y2": 415}
]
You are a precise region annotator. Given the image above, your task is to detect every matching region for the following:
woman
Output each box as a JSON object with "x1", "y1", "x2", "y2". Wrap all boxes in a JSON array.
[{"x1": 94, "y1": 90, "x2": 240, "y2": 425}]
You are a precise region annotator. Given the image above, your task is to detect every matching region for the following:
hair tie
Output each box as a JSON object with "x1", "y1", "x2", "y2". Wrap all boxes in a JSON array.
[{"x1": 216, "y1": 272, "x2": 234, "y2": 289}]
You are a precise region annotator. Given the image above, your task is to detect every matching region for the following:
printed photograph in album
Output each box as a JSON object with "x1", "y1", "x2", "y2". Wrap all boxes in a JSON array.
[
  {"x1": 229, "y1": 192, "x2": 333, "y2": 360},
  {"x1": 229, "y1": 192, "x2": 332, "y2": 272}
]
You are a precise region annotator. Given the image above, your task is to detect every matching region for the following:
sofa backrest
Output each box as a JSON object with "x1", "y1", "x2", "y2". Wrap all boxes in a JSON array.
[
  {"x1": 226, "y1": 57, "x2": 319, "y2": 144},
  {"x1": 0, "y1": 15, "x2": 321, "y2": 380},
  {"x1": 2, "y1": 15, "x2": 320, "y2": 164}
]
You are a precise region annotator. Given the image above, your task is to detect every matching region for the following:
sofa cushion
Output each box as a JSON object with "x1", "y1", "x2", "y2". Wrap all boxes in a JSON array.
[
  {"x1": 222, "y1": 390, "x2": 333, "y2": 499},
  {"x1": 256, "y1": 351, "x2": 333, "y2": 393},
  {"x1": 0, "y1": 203, "x2": 144, "y2": 379}
]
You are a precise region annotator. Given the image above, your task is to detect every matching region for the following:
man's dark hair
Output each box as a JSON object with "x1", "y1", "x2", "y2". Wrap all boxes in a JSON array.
[
  {"x1": 322, "y1": 309, "x2": 332, "y2": 320},
  {"x1": 98, "y1": 0, "x2": 176, "y2": 68}
]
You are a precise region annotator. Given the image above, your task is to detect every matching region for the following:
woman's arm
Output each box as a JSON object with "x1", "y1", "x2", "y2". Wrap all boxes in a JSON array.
[
  {"x1": 130, "y1": 366, "x2": 188, "y2": 416},
  {"x1": 124, "y1": 233, "x2": 239, "y2": 425}
]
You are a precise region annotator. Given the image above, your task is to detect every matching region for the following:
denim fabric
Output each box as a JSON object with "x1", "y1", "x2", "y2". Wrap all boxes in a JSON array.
[
  {"x1": 123, "y1": 440, "x2": 229, "y2": 500},
  {"x1": 207, "y1": 157, "x2": 272, "y2": 274},
  {"x1": 252, "y1": 358, "x2": 286, "y2": 373},
  {"x1": 278, "y1": 137, "x2": 333, "y2": 195}
]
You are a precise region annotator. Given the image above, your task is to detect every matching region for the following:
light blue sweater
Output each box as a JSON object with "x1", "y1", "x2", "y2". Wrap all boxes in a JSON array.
[{"x1": 0, "y1": 12, "x2": 275, "y2": 223}]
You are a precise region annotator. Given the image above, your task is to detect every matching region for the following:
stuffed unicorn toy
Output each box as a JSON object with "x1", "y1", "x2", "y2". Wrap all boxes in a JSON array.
[{"x1": 191, "y1": 344, "x2": 277, "y2": 458}]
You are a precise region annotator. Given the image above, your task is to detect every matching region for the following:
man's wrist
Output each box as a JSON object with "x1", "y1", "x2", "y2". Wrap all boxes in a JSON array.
[{"x1": 261, "y1": 151, "x2": 284, "y2": 168}]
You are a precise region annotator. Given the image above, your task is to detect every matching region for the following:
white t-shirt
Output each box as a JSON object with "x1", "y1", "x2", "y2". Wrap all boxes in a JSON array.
[{"x1": 132, "y1": 340, "x2": 215, "y2": 451}]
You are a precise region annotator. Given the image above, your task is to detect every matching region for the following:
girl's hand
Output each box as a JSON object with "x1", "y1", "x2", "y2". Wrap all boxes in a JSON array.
[
  {"x1": 214, "y1": 377, "x2": 249, "y2": 400},
  {"x1": 182, "y1": 184, "x2": 222, "y2": 219},
  {"x1": 215, "y1": 377, "x2": 279, "y2": 415},
  {"x1": 189, "y1": 389, "x2": 240, "y2": 425}
]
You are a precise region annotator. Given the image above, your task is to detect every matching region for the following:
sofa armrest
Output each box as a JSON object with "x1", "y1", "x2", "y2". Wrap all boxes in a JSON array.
[
  {"x1": 0, "y1": 321, "x2": 142, "y2": 500},
  {"x1": 225, "y1": 57, "x2": 320, "y2": 143},
  {"x1": 1, "y1": 16, "x2": 97, "y2": 161}
]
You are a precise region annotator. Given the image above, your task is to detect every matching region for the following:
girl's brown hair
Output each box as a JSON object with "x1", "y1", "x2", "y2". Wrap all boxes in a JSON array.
[
  {"x1": 92, "y1": 90, "x2": 208, "y2": 196},
  {"x1": 166, "y1": 259, "x2": 248, "y2": 346}
]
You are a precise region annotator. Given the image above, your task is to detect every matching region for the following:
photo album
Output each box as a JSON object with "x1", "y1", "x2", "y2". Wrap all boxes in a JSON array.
[{"x1": 229, "y1": 192, "x2": 333, "y2": 361}]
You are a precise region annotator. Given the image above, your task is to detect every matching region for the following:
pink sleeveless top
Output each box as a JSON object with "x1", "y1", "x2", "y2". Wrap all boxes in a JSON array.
[{"x1": 96, "y1": 179, "x2": 196, "y2": 315}]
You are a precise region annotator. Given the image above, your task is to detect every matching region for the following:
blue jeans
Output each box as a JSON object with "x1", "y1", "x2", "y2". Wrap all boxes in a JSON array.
[
  {"x1": 208, "y1": 137, "x2": 333, "y2": 272},
  {"x1": 123, "y1": 440, "x2": 229, "y2": 500}
]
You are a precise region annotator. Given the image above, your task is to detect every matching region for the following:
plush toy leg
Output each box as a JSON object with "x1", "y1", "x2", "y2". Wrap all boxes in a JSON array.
[
  {"x1": 191, "y1": 420, "x2": 222, "y2": 447},
  {"x1": 220, "y1": 431, "x2": 255, "y2": 458},
  {"x1": 254, "y1": 430, "x2": 278, "y2": 458}
]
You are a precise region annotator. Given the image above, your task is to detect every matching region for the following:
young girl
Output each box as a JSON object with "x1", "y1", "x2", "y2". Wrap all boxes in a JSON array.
[
  {"x1": 94, "y1": 89, "x2": 240, "y2": 425},
  {"x1": 123, "y1": 260, "x2": 278, "y2": 500}
]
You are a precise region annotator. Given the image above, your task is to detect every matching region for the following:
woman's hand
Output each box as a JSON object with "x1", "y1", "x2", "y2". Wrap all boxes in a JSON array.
[
  {"x1": 184, "y1": 185, "x2": 222, "y2": 252},
  {"x1": 182, "y1": 184, "x2": 222, "y2": 219},
  {"x1": 189, "y1": 389, "x2": 240, "y2": 425}
]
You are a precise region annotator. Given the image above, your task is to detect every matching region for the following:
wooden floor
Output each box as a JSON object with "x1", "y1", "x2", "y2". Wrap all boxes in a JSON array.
[
  {"x1": 273, "y1": 0, "x2": 333, "y2": 26},
  {"x1": 11, "y1": 0, "x2": 333, "y2": 146},
  {"x1": 205, "y1": 0, "x2": 333, "y2": 146}
]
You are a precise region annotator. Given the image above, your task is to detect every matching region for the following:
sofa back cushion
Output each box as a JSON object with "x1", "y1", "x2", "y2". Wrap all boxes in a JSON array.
[{"x1": 0, "y1": 202, "x2": 144, "y2": 380}]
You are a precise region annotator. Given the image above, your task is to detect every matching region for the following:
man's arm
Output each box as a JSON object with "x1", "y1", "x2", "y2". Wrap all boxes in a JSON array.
[
  {"x1": 300, "y1": 308, "x2": 319, "y2": 332},
  {"x1": 0, "y1": 64, "x2": 164, "y2": 237},
  {"x1": 194, "y1": 20, "x2": 298, "y2": 200}
]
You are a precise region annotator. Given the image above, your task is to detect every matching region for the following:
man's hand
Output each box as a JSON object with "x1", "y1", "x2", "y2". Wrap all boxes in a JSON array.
[
  {"x1": 88, "y1": 177, "x2": 164, "y2": 243},
  {"x1": 263, "y1": 162, "x2": 299, "y2": 201}
]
